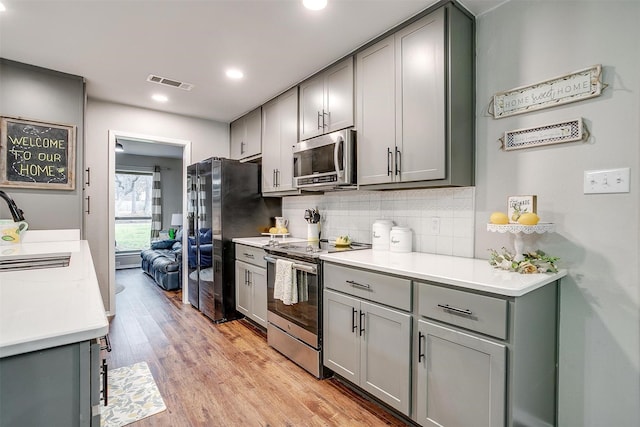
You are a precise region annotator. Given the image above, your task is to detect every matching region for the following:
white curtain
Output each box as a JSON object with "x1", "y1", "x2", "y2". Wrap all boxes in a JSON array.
[{"x1": 150, "y1": 165, "x2": 162, "y2": 239}]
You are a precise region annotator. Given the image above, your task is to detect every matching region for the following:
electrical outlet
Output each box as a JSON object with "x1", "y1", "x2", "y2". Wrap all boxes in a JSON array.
[
  {"x1": 430, "y1": 217, "x2": 440, "y2": 234},
  {"x1": 584, "y1": 168, "x2": 630, "y2": 194}
]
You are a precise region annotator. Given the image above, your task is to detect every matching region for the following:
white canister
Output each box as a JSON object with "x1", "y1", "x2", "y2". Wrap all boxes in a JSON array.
[
  {"x1": 389, "y1": 226, "x2": 412, "y2": 253},
  {"x1": 372, "y1": 219, "x2": 394, "y2": 251}
]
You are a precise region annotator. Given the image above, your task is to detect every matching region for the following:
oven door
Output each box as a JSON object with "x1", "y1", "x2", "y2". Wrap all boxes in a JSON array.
[{"x1": 265, "y1": 254, "x2": 320, "y2": 339}]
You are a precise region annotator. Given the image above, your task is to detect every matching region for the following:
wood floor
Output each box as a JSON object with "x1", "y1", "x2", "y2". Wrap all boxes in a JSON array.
[{"x1": 109, "y1": 269, "x2": 411, "y2": 427}]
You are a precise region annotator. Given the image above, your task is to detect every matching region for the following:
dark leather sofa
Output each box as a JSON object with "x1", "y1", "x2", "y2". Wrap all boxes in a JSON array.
[{"x1": 140, "y1": 229, "x2": 183, "y2": 291}]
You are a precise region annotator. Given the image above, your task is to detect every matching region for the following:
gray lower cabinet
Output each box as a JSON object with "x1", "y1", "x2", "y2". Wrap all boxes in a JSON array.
[
  {"x1": 416, "y1": 320, "x2": 506, "y2": 427},
  {"x1": 323, "y1": 289, "x2": 411, "y2": 416},
  {"x1": 323, "y1": 261, "x2": 559, "y2": 427},
  {"x1": 415, "y1": 281, "x2": 559, "y2": 427},
  {"x1": 235, "y1": 244, "x2": 268, "y2": 328},
  {"x1": 0, "y1": 340, "x2": 101, "y2": 427}
]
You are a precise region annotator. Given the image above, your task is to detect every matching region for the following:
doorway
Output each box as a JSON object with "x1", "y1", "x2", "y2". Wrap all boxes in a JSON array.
[{"x1": 108, "y1": 130, "x2": 191, "y2": 315}]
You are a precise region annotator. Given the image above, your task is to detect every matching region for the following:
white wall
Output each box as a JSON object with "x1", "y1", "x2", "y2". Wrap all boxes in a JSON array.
[
  {"x1": 85, "y1": 99, "x2": 229, "y2": 313},
  {"x1": 475, "y1": 1, "x2": 640, "y2": 425}
]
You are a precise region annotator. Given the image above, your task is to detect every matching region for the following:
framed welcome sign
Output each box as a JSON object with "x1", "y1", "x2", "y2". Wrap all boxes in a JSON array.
[{"x1": 0, "y1": 116, "x2": 76, "y2": 190}]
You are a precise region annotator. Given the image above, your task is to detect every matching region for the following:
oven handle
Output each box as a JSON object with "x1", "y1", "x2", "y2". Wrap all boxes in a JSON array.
[{"x1": 264, "y1": 255, "x2": 318, "y2": 275}]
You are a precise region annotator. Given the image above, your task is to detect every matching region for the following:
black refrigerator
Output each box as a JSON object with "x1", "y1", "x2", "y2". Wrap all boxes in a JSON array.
[{"x1": 187, "y1": 158, "x2": 281, "y2": 322}]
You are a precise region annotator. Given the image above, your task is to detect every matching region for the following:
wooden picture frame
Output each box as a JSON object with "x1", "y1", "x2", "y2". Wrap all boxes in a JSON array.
[{"x1": 0, "y1": 116, "x2": 76, "y2": 190}]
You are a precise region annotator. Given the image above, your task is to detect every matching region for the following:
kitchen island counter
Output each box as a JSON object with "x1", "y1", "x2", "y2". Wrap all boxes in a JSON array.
[
  {"x1": 0, "y1": 240, "x2": 108, "y2": 358},
  {"x1": 320, "y1": 250, "x2": 566, "y2": 297}
]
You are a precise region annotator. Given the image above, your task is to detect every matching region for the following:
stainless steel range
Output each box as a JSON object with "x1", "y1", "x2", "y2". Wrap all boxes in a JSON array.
[{"x1": 263, "y1": 239, "x2": 371, "y2": 378}]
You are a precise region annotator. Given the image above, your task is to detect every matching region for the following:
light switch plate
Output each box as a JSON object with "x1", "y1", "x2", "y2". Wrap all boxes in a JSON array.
[{"x1": 584, "y1": 168, "x2": 630, "y2": 194}]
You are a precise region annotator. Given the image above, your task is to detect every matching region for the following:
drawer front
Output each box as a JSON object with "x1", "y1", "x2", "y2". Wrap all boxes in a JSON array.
[
  {"x1": 235, "y1": 244, "x2": 266, "y2": 268},
  {"x1": 323, "y1": 263, "x2": 411, "y2": 311},
  {"x1": 418, "y1": 282, "x2": 508, "y2": 340}
]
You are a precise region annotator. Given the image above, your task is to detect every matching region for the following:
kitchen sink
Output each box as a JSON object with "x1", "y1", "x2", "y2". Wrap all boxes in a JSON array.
[{"x1": 0, "y1": 252, "x2": 71, "y2": 272}]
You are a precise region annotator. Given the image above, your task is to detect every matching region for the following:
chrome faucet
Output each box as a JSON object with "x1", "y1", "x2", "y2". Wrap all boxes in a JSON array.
[{"x1": 0, "y1": 190, "x2": 25, "y2": 222}]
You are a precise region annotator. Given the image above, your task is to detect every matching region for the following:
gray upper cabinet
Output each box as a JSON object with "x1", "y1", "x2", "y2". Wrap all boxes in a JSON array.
[
  {"x1": 230, "y1": 107, "x2": 262, "y2": 160},
  {"x1": 356, "y1": 4, "x2": 474, "y2": 188},
  {"x1": 299, "y1": 57, "x2": 354, "y2": 141},
  {"x1": 262, "y1": 87, "x2": 299, "y2": 194}
]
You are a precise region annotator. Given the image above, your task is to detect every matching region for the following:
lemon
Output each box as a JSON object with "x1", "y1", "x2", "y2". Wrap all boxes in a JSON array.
[
  {"x1": 489, "y1": 212, "x2": 509, "y2": 225},
  {"x1": 336, "y1": 235, "x2": 351, "y2": 245},
  {"x1": 277, "y1": 227, "x2": 288, "y2": 234},
  {"x1": 269, "y1": 227, "x2": 278, "y2": 234},
  {"x1": 517, "y1": 213, "x2": 540, "y2": 225}
]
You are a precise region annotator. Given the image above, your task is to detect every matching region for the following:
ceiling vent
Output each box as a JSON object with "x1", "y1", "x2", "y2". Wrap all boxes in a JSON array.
[{"x1": 146, "y1": 74, "x2": 194, "y2": 91}]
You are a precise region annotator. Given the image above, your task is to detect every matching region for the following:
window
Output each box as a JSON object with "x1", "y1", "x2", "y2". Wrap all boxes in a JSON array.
[{"x1": 115, "y1": 171, "x2": 154, "y2": 252}]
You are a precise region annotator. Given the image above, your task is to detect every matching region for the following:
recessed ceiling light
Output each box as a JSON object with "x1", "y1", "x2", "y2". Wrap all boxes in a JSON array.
[
  {"x1": 226, "y1": 69, "x2": 244, "y2": 80},
  {"x1": 0, "y1": 2, "x2": 6, "y2": 12},
  {"x1": 303, "y1": 0, "x2": 327, "y2": 11},
  {"x1": 152, "y1": 94, "x2": 168, "y2": 102}
]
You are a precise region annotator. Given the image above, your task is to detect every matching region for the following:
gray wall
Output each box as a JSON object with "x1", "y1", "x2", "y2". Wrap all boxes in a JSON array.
[
  {"x1": 0, "y1": 59, "x2": 84, "y2": 229},
  {"x1": 115, "y1": 152, "x2": 183, "y2": 231},
  {"x1": 474, "y1": 2, "x2": 640, "y2": 425}
]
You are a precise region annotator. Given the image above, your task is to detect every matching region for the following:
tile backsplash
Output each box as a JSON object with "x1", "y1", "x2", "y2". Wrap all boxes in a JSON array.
[{"x1": 282, "y1": 187, "x2": 475, "y2": 258}]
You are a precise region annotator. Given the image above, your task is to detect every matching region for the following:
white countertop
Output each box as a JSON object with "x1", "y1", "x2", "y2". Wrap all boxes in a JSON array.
[
  {"x1": 233, "y1": 236, "x2": 308, "y2": 248},
  {"x1": 320, "y1": 250, "x2": 566, "y2": 297},
  {"x1": 0, "y1": 240, "x2": 109, "y2": 358}
]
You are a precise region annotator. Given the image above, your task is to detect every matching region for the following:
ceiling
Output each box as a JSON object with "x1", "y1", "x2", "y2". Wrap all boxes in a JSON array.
[{"x1": 0, "y1": 0, "x2": 502, "y2": 125}]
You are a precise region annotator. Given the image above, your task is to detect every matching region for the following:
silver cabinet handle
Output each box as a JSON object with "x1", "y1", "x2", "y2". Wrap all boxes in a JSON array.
[
  {"x1": 346, "y1": 280, "x2": 371, "y2": 290},
  {"x1": 387, "y1": 148, "x2": 392, "y2": 176},
  {"x1": 243, "y1": 253, "x2": 254, "y2": 259},
  {"x1": 85, "y1": 167, "x2": 91, "y2": 186},
  {"x1": 317, "y1": 111, "x2": 322, "y2": 130},
  {"x1": 395, "y1": 147, "x2": 401, "y2": 176},
  {"x1": 240, "y1": 141, "x2": 245, "y2": 154},
  {"x1": 437, "y1": 303, "x2": 473, "y2": 316}
]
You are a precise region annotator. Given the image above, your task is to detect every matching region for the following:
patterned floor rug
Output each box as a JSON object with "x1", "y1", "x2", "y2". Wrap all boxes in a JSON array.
[{"x1": 101, "y1": 362, "x2": 166, "y2": 427}]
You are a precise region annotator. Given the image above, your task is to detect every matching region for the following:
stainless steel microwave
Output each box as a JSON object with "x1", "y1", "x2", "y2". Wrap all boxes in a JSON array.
[{"x1": 293, "y1": 128, "x2": 356, "y2": 190}]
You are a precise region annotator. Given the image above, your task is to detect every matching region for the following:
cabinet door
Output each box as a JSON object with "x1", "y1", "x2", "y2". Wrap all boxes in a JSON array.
[
  {"x1": 416, "y1": 319, "x2": 506, "y2": 427},
  {"x1": 395, "y1": 10, "x2": 446, "y2": 183},
  {"x1": 360, "y1": 300, "x2": 411, "y2": 415},
  {"x1": 325, "y1": 57, "x2": 354, "y2": 133},
  {"x1": 356, "y1": 36, "x2": 396, "y2": 186},
  {"x1": 230, "y1": 118, "x2": 244, "y2": 160},
  {"x1": 249, "y1": 263, "x2": 268, "y2": 328},
  {"x1": 299, "y1": 74, "x2": 324, "y2": 140},
  {"x1": 277, "y1": 87, "x2": 298, "y2": 191},
  {"x1": 261, "y1": 98, "x2": 279, "y2": 193},
  {"x1": 323, "y1": 289, "x2": 360, "y2": 383},
  {"x1": 235, "y1": 261, "x2": 251, "y2": 317},
  {"x1": 244, "y1": 107, "x2": 262, "y2": 158}
]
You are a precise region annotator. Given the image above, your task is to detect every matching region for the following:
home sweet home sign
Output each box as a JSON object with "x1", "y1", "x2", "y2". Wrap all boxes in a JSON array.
[
  {"x1": 0, "y1": 117, "x2": 76, "y2": 190},
  {"x1": 492, "y1": 65, "x2": 603, "y2": 118}
]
